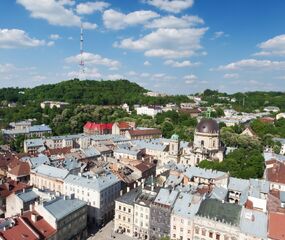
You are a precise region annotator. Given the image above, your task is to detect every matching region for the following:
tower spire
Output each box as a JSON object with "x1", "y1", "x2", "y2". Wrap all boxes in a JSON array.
[{"x1": 79, "y1": 23, "x2": 85, "y2": 80}]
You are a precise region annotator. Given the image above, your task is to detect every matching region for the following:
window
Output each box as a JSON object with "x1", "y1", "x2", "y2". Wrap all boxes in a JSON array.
[
  {"x1": 209, "y1": 232, "x2": 213, "y2": 238},
  {"x1": 202, "y1": 229, "x2": 206, "y2": 236},
  {"x1": 216, "y1": 233, "x2": 220, "y2": 240},
  {"x1": 195, "y1": 227, "x2": 199, "y2": 234}
]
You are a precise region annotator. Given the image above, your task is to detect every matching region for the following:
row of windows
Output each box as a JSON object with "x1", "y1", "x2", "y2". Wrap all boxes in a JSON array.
[{"x1": 194, "y1": 227, "x2": 237, "y2": 240}]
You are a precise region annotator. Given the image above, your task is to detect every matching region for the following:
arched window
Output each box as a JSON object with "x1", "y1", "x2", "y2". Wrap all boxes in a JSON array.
[{"x1": 201, "y1": 140, "x2": 204, "y2": 146}]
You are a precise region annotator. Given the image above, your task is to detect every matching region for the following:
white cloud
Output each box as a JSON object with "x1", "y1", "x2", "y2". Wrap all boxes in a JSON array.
[
  {"x1": 47, "y1": 41, "x2": 55, "y2": 46},
  {"x1": 128, "y1": 71, "x2": 138, "y2": 76},
  {"x1": 184, "y1": 74, "x2": 197, "y2": 84},
  {"x1": 103, "y1": 9, "x2": 159, "y2": 30},
  {"x1": 145, "y1": 15, "x2": 203, "y2": 29},
  {"x1": 17, "y1": 0, "x2": 97, "y2": 29},
  {"x1": 164, "y1": 59, "x2": 200, "y2": 67},
  {"x1": 151, "y1": 73, "x2": 176, "y2": 81},
  {"x1": 144, "y1": 0, "x2": 194, "y2": 13},
  {"x1": 144, "y1": 61, "x2": 151, "y2": 66},
  {"x1": 254, "y1": 34, "x2": 285, "y2": 56},
  {"x1": 140, "y1": 72, "x2": 150, "y2": 77},
  {"x1": 0, "y1": 28, "x2": 46, "y2": 48},
  {"x1": 223, "y1": 73, "x2": 239, "y2": 79},
  {"x1": 67, "y1": 67, "x2": 102, "y2": 79},
  {"x1": 65, "y1": 52, "x2": 121, "y2": 68},
  {"x1": 76, "y1": 1, "x2": 110, "y2": 15},
  {"x1": 49, "y1": 34, "x2": 61, "y2": 40},
  {"x1": 115, "y1": 27, "x2": 207, "y2": 59},
  {"x1": 215, "y1": 59, "x2": 285, "y2": 71},
  {"x1": 211, "y1": 31, "x2": 228, "y2": 40},
  {"x1": 144, "y1": 49, "x2": 192, "y2": 58},
  {"x1": 106, "y1": 74, "x2": 126, "y2": 80}
]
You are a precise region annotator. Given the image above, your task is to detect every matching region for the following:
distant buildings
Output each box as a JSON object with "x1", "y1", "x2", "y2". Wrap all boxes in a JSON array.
[
  {"x1": 40, "y1": 101, "x2": 69, "y2": 109},
  {"x1": 84, "y1": 122, "x2": 113, "y2": 135},
  {"x1": 2, "y1": 120, "x2": 51, "y2": 140},
  {"x1": 135, "y1": 106, "x2": 162, "y2": 118},
  {"x1": 264, "y1": 106, "x2": 280, "y2": 113}
]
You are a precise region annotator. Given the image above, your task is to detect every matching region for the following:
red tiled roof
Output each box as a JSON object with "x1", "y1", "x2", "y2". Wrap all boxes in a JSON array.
[
  {"x1": 0, "y1": 180, "x2": 31, "y2": 198},
  {"x1": 135, "y1": 162, "x2": 155, "y2": 173},
  {"x1": 128, "y1": 129, "x2": 162, "y2": 136},
  {"x1": 84, "y1": 122, "x2": 113, "y2": 130},
  {"x1": 8, "y1": 162, "x2": 30, "y2": 177},
  {"x1": 45, "y1": 147, "x2": 72, "y2": 156},
  {"x1": 259, "y1": 117, "x2": 275, "y2": 124},
  {"x1": 22, "y1": 211, "x2": 56, "y2": 239},
  {"x1": 0, "y1": 217, "x2": 39, "y2": 240},
  {"x1": 268, "y1": 212, "x2": 285, "y2": 240},
  {"x1": 118, "y1": 122, "x2": 132, "y2": 129},
  {"x1": 266, "y1": 162, "x2": 285, "y2": 184}
]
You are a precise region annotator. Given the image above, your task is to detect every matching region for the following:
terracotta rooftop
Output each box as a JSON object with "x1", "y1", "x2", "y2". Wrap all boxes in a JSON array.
[
  {"x1": 0, "y1": 180, "x2": 31, "y2": 198},
  {"x1": 22, "y1": 211, "x2": 56, "y2": 239},
  {"x1": 268, "y1": 212, "x2": 285, "y2": 240},
  {"x1": 135, "y1": 162, "x2": 155, "y2": 173},
  {"x1": 128, "y1": 129, "x2": 162, "y2": 136},
  {"x1": 0, "y1": 217, "x2": 39, "y2": 240},
  {"x1": 8, "y1": 161, "x2": 30, "y2": 177},
  {"x1": 118, "y1": 122, "x2": 133, "y2": 129},
  {"x1": 266, "y1": 162, "x2": 285, "y2": 184},
  {"x1": 45, "y1": 147, "x2": 72, "y2": 156}
]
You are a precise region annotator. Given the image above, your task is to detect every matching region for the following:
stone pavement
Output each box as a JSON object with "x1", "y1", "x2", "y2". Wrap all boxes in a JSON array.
[{"x1": 87, "y1": 220, "x2": 134, "y2": 240}]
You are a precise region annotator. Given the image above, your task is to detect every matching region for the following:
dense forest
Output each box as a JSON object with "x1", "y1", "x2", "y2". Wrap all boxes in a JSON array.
[
  {"x1": 201, "y1": 89, "x2": 285, "y2": 112},
  {"x1": 0, "y1": 79, "x2": 190, "y2": 106}
]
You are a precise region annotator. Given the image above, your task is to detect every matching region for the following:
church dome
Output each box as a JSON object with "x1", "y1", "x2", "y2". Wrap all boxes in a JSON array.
[
  {"x1": 171, "y1": 134, "x2": 179, "y2": 141},
  {"x1": 196, "y1": 118, "x2": 219, "y2": 134}
]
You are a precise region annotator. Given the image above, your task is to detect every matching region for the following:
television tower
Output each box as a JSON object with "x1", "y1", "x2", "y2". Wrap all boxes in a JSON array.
[{"x1": 79, "y1": 23, "x2": 85, "y2": 80}]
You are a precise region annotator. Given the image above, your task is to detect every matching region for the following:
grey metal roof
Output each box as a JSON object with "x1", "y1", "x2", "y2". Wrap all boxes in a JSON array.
[
  {"x1": 239, "y1": 208, "x2": 267, "y2": 238},
  {"x1": 44, "y1": 197, "x2": 86, "y2": 220},
  {"x1": 172, "y1": 192, "x2": 202, "y2": 219},
  {"x1": 32, "y1": 164, "x2": 69, "y2": 179},
  {"x1": 90, "y1": 134, "x2": 129, "y2": 142},
  {"x1": 116, "y1": 187, "x2": 142, "y2": 205},
  {"x1": 81, "y1": 147, "x2": 101, "y2": 157},
  {"x1": 185, "y1": 166, "x2": 227, "y2": 180},
  {"x1": 29, "y1": 154, "x2": 50, "y2": 169},
  {"x1": 64, "y1": 171, "x2": 120, "y2": 192},
  {"x1": 29, "y1": 125, "x2": 51, "y2": 132},
  {"x1": 228, "y1": 177, "x2": 250, "y2": 192},
  {"x1": 132, "y1": 138, "x2": 168, "y2": 151},
  {"x1": 114, "y1": 147, "x2": 141, "y2": 156},
  {"x1": 154, "y1": 188, "x2": 178, "y2": 207},
  {"x1": 248, "y1": 179, "x2": 270, "y2": 197},
  {"x1": 24, "y1": 138, "x2": 44, "y2": 147},
  {"x1": 210, "y1": 186, "x2": 228, "y2": 201},
  {"x1": 17, "y1": 190, "x2": 39, "y2": 203},
  {"x1": 197, "y1": 199, "x2": 242, "y2": 226}
]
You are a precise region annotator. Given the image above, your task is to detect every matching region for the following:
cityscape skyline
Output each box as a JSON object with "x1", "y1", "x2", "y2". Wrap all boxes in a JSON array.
[{"x1": 1, "y1": 0, "x2": 285, "y2": 94}]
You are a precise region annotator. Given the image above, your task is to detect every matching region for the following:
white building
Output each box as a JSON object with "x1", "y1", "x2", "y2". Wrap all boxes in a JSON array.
[
  {"x1": 135, "y1": 106, "x2": 162, "y2": 118},
  {"x1": 63, "y1": 171, "x2": 121, "y2": 226}
]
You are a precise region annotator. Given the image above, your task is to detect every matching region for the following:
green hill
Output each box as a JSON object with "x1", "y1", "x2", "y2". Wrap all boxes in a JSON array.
[{"x1": 0, "y1": 79, "x2": 190, "y2": 106}]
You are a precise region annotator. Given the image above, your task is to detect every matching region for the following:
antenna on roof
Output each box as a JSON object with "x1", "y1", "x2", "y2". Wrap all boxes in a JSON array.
[{"x1": 79, "y1": 23, "x2": 86, "y2": 80}]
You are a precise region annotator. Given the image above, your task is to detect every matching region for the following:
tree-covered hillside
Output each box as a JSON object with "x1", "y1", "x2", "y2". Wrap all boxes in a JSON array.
[{"x1": 0, "y1": 79, "x2": 190, "y2": 106}]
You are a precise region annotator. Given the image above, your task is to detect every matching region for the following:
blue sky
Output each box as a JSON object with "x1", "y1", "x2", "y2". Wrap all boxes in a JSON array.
[{"x1": 1, "y1": 0, "x2": 285, "y2": 94}]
